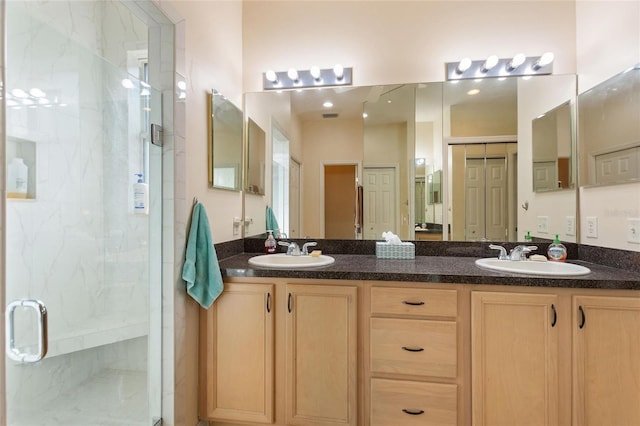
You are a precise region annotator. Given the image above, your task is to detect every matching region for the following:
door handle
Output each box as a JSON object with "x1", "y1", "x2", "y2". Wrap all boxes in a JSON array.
[{"x1": 5, "y1": 299, "x2": 48, "y2": 363}]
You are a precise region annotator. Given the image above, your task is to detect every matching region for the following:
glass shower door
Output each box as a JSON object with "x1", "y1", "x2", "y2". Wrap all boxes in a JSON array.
[{"x1": 4, "y1": 1, "x2": 162, "y2": 425}]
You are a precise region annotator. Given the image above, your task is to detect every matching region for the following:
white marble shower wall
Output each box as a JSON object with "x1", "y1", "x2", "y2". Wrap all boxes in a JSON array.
[{"x1": 6, "y1": 0, "x2": 153, "y2": 414}]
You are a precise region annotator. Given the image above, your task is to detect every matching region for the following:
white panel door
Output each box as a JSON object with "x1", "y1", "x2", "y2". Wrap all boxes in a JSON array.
[
  {"x1": 289, "y1": 159, "x2": 301, "y2": 238},
  {"x1": 363, "y1": 167, "x2": 396, "y2": 240},
  {"x1": 465, "y1": 159, "x2": 485, "y2": 241},
  {"x1": 485, "y1": 158, "x2": 507, "y2": 241}
]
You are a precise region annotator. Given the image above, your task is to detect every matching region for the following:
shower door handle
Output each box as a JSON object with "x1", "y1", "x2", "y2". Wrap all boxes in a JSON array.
[{"x1": 5, "y1": 299, "x2": 48, "y2": 363}]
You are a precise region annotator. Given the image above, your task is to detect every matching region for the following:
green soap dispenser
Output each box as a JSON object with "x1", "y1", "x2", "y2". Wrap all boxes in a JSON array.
[
  {"x1": 547, "y1": 234, "x2": 567, "y2": 262},
  {"x1": 524, "y1": 231, "x2": 532, "y2": 242}
]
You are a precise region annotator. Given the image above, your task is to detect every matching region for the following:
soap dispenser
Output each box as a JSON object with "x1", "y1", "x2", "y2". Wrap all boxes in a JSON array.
[
  {"x1": 547, "y1": 234, "x2": 567, "y2": 262},
  {"x1": 264, "y1": 230, "x2": 277, "y2": 254},
  {"x1": 133, "y1": 173, "x2": 149, "y2": 215}
]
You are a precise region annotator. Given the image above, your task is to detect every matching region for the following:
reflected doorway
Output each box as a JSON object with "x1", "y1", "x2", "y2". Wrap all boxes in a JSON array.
[
  {"x1": 323, "y1": 164, "x2": 358, "y2": 239},
  {"x1": 363, "y1": 166, "x2": 398, "y2": 240}
]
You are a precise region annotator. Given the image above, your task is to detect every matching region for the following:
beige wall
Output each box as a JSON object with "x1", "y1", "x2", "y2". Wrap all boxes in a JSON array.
[
  {"x1": 576, "y1": 0, "x2": 640, "y2": 251},
  {"x1": 242, "y1": 1, "x2": 577, "y2": 92}
]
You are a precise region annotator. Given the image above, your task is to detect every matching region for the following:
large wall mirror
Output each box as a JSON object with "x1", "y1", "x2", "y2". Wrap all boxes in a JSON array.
[
  {"x1": 244, "y1": 73, "x2": 578, "y2": 242},
  {"x1": 578, "y1": 64, "x2": 640, "y2": 187},
  {"x1": 208, "y1": 90, "x2": 242, "y2": 191},
  {"x1": 532, "y1": 100, "x2": 574, "y2": 192}
]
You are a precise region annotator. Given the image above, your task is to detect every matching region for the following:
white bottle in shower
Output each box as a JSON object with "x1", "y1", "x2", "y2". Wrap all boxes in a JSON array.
[
  {"x1": 7, "y1": 157, "x2": 28, "y2": 199},
  {"x1": 133, "y1": 173, "x2": 149, "y2": 214}
]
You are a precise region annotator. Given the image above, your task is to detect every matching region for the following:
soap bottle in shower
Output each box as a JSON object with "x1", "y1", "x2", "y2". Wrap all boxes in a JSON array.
[
  {"x1": 133, "y1": 173, "x2": 149, "y2": 214},
  {"x1": 7, "y1": 157, "x2": 28, "y2": 199}
]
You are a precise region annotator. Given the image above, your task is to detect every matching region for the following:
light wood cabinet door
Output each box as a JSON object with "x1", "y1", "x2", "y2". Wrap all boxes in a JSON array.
[
  {"x1": 200, "y1": 283, "x2": 274, "y2": 423},
  {"x1": 573, "y1": 295, "x2": 640, "y2": 426},
  {"x1": 285, "y1": 284, "x2": 358, "y2": 426},
  {"x1": 472, "y1": 291, "x2": 559, "y2": 426}
]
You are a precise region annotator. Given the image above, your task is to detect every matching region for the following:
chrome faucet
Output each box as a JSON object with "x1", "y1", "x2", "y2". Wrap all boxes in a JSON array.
[
  {"x1": 278, "y1": 241, "x2": 301, "y2": 256},
  {"x1": 509, "y1": 245, "x2": 538, "y2": 261},
  {"x1": 302, "y1": 241, "x2": 317, "y2": 255},
  {"x1": 489, "y1": 244, "x2": 538, "y2": 261}
]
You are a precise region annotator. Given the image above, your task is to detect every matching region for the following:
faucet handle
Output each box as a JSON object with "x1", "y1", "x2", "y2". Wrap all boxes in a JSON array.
[
  {"x1": 489, "y1": 244, "x2": 509, "y2": 260},
  {"x1": 302, "y1": 241, "x2": 318, "y2": 255}
]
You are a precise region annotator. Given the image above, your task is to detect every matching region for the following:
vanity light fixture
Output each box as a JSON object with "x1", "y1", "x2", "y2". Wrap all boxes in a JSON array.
[
  {"x1": 446, "y1": 53, "x2": 554, "y2": 81},
  {"x1": 323, "y1": 101, "x2": 334, "y2": 108},
  {"x1": 263, "y1": 65, "x2": 352, "y2": 90}
]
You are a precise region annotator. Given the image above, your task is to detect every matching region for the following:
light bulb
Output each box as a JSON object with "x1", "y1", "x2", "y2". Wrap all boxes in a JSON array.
[
  {"x1": 29, "y1": 88, "x2": 46, "y2": 98},
  {"x1": 534, "y1": 52, "x2": 554, "y2": 69},
  {"x1": 265, "y1": 70, "x2": 278, "y2": 83},
  {"x1": 121, "y1": 79, "x2": 135, "y2": 89},
  {"x1": 508, "y1": 53, "x2": 526, "y2": 71},
  {"x1": 323, "y1": 101, "x2": 333, "y2": 108},
  {"x1": 310, "y1": 66, "x2": 321, "y2": 80},
  {"x1": 11, "y1": 88, "x2": 27, "y2": 98},
  {"x1": 287, "y1": 68, "x2": 299, "y2": 82},
  {"x1": 333, "y1": 64, "x2": 344, "y2": 80},
  {"x1": 482, "y1": 55, "x2": 499, "y2": 72},
  {"x1": 456, "y1": 58, "x2": 472, "y2": 74}
]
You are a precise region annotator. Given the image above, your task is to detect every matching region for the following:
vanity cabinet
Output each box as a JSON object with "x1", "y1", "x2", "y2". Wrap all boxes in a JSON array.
[
  {"x1": 471, "y1": 291, "x2": 560, "y2": 426},
  {"x1": 200, "y1": 279, "x2": 358, "y2": 426},
  {"x1": 199, "y1": 282, "x2": 275, "y2": 423},
  {"x1": 368, "y1": 285, "x2": 462, "y2": 426},
  {"x1": 285, "y1": 284, "x2": 358, "y2": 426},
  {"x1": 572, "y1": 295, "x2": 640, "y2": 425}
]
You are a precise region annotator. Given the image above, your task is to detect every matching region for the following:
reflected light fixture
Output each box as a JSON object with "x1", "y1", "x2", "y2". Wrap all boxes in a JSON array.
[
  {"x1": 467, "y1": 89, "x2": 480, "y2": 95},
  {"x1": 323, "y1": 101, "x2": 333, "y2": 108},
  {"x1": 446, "y1": 53, "x2": 554, "y2": 80},
  {"x1": 263, "y1": 65, "x2": 352, "y2": 90}
]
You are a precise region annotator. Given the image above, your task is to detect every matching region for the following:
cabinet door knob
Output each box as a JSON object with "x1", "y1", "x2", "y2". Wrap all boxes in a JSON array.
[
  {"x1": 402, "y1": 409, "x2": 425, "y2": 415},
  {"x1": 402, "y1": 300, "x2": 425, "y2": 306},
  {"x1": 402, "y1": 346, "x2": 424, "y2": 352}
]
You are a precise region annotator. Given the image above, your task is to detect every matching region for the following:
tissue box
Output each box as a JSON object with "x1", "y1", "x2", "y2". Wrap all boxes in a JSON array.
[{"x1": 376, "y1": 242, "x2": 415, "y2": 259}]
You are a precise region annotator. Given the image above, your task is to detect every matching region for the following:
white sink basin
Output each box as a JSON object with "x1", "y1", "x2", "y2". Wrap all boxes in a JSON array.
[
  {"x1": 475, "y1": 258, "x2": 591, "y2": 276},
  {"x1": 248, "y1": 253, "x2": 335, "y2": 269}
]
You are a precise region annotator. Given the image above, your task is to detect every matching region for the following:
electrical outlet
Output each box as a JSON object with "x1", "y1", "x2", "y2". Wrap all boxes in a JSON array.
[
  {"x1": 537, "y1": 216, "x2": 549, "y2": 234},
  {"x1": 566, "y1": 216, "x2": 575, "y2": 236},
  {"x1": 586, "y1": 216, "x2": 598, "y2": 238},
  {"x1": 628, "y1": 218, "x2": 640, "y2": 244}
]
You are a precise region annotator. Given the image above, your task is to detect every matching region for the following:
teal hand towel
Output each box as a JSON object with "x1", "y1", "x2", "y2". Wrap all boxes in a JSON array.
[
  {"x1": 266, "y1": 206, "x2": 280, "y2": 233},
  {"x1": 182, "y1": 202, "x2": 223, "y2": 309}
]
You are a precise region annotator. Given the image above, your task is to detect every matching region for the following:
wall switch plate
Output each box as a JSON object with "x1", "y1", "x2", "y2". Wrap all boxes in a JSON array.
[
  {"x1": 586, "y1": 216, "x2": 598, "y2": 238},
  {"x1": 566, "y1": 216, "x2": 576, "y2": 236},
  {"x1": 537, "y1": 216, "x2": 549, "y2": 234},
  {"x1": 628, "y1": 218, "x2": 640, "y2": 244}
]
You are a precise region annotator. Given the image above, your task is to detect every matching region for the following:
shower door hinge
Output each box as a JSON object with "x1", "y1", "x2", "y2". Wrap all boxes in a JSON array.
[{"x1": 151, "y1": 124, "x2": 163, "y2": 147}]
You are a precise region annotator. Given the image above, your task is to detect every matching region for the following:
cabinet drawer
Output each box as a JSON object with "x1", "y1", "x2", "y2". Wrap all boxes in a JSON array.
[
  {"x1": 370, "y1": 317, "x2": 457, "y2": 378},
  {"x1": 371, "y1": 287, "x2": 457, "y2": 318},
  {"x1": 371, "y1": 378, "x2": 457, "y2": 426}
]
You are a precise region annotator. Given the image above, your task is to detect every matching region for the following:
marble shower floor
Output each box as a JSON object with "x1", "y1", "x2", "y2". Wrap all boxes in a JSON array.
[{"x1": 11, "y1": 369, "x2": 148, "y2": 426}]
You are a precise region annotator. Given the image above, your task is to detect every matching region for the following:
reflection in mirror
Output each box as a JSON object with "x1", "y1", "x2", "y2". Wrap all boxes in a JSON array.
[
  {"x1": 208, "y1": 90, "x2": 242, "y2": 191},
  {"x1": 578, "y1": 64, "x2": 640, "y2": 187},
  {"x1": 532, "y1": 100, "x2": 574, "y2": 192},
  {"x1": 243, "y1": 74, "x2": 578, "y2": 242},
  {"x1": 445, "y1": 78, "x2": 518, "y2": 242},
  {"x1": 246, "y1": 118, "x2": 266, "y2": 195}
]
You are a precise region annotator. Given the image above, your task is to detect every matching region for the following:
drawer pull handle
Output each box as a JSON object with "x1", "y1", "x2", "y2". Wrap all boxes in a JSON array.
[
  {"x1": 402, "y1": 300, "x2": 425, "y2": 306},
  {"x1": 578, "y1": 305, "x2": 586, "y2": 329},
  {"x1": 402, "y1": 346, "x2": 424, "y2": 352},
  {"x1": 402, "y1": 409, "x2": 425, "y2": 416}
]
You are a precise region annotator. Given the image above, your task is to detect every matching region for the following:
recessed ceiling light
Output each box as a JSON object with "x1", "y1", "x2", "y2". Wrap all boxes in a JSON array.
[
  {"x1": 362, "y1": 112, "x2": 368, "y2": 118},
  {"x1": 467, "y1": 89, "x2": 480, "y2": 95},
  {"x1": 323, "y1": 101, "x2": 333, "y2": 108}
]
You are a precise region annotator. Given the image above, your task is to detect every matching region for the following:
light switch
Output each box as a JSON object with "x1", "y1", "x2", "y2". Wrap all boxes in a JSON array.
[
  {"x1": 566, "y1": 216, "x2": 575, "y2": 236},
  {"x1": 628, "y1": 218, "x2": 640, "y2": 244},
  {"x1": 537, "y1": 216, "x2": 549, "y2": 234}
]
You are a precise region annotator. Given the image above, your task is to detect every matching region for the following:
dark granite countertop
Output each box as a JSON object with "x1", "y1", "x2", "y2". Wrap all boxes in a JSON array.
[{"x1": 219, "y1": 253, "x2": 640, "y2": 290}]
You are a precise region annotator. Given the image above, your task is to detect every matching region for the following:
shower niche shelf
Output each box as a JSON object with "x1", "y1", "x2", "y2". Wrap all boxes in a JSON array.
[{"x1": 7, "y1": 136, "x2": 36, "y2": 200}]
